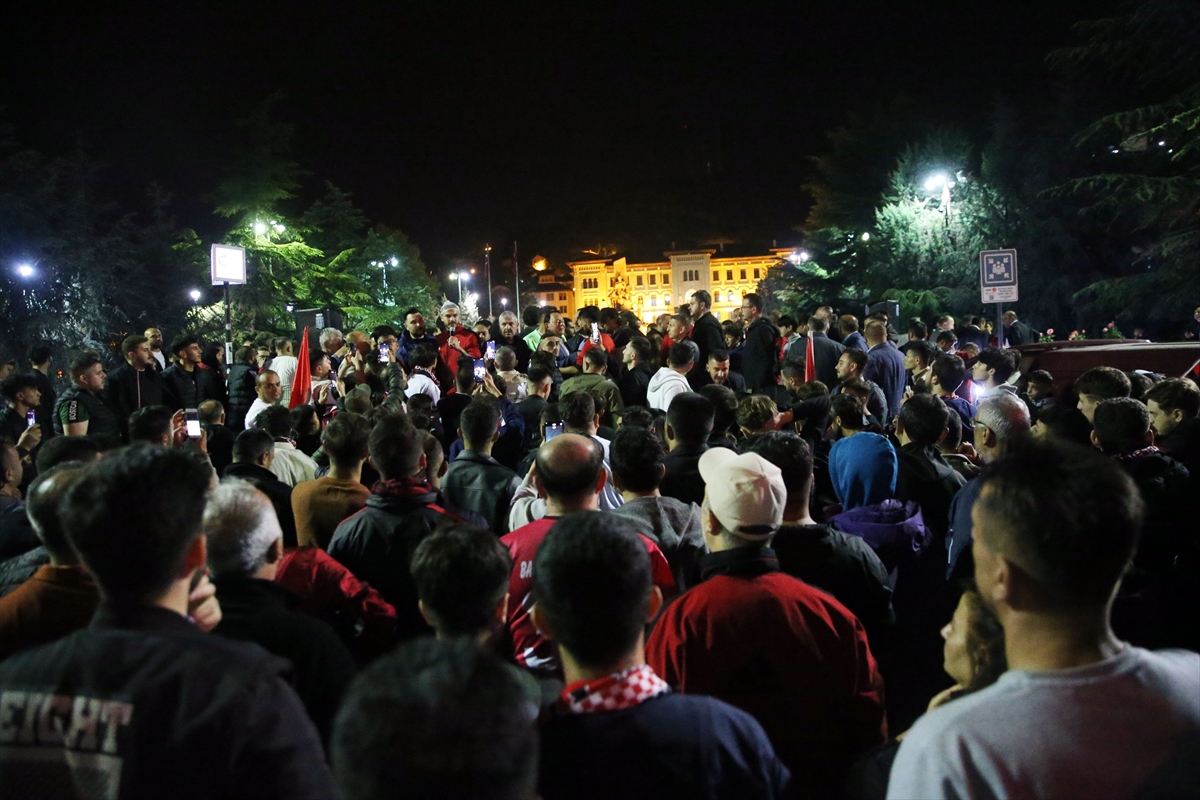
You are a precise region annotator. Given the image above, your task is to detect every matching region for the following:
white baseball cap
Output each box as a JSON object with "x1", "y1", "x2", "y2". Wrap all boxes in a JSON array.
[{"x1": 698, "y1": 448, "x2": 786, "y2": 540}]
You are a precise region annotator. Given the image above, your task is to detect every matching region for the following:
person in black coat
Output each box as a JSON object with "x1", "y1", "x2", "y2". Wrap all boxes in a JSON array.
[
  {"x1": 106, "y1": 334, "x2": 170, "y2": 441},
  {"x1": 738, "y1": 293, "x2": 780, "y2": 392},
  {"x1": 161, "y1": 336, "x2": 223, "y2": 411},
  {"x1": 688, "y1": 290, "x2": 726, "y2": 373},
  {"x1": 222, "y1": 429, "x2": 298, "y2": 547},
  {"x1": 795, "y1": 314, "x2": 847, "y2": 388},
  {"x1": 205, "y1": 480, "x2": 357, "y2": 751}
]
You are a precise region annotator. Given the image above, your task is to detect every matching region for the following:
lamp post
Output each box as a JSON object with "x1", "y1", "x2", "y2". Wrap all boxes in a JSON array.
[
  {"x1": 448, "y1": 271, "x2": 470, "y2": 304},
  {"x1": 922, "y1": 173, "x2": 955, "y2": 227},
  {"x1": 484, "y1": 245, "x2": 493, "y2": 319}
]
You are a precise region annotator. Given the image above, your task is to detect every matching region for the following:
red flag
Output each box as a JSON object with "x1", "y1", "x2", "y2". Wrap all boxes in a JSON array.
[
  {"x1": 289, "y1": 327, "x2": 311, "y2": 409},
  {"x1": 804, "y1": 331, "x2": 816, "y2": 383}
]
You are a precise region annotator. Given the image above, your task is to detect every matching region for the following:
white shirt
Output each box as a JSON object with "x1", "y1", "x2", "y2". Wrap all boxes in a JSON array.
[
  {"x1": 270, "y1": 355, "x2": 299, "y2": 406},
  {"x1": 269, "y1": 441, "x2": 316, "y2": 487},
  {"x1": 404, "y1": 372, "x2": 441, "y2": 407},
  {"x1": 244, "y1": 398, "x2": 274, "y2": 429},
  {"x1": 151, "y1": 349, "x2": 166, "y2": 370},
  {"x1": 507, "y1": 435, "x2": 623, "y2": 531},
  {"x1": 888, "y1": 646, "x2": 1200, "y2": 800}
]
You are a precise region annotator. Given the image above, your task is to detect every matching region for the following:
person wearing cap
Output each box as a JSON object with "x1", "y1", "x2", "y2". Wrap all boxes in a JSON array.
[
  {"x1": 435, "y1": 302, "x2": 482, "y2": 390},
  {"x1": 646, "y1": 447, "x2": 887, "y2": 797}
]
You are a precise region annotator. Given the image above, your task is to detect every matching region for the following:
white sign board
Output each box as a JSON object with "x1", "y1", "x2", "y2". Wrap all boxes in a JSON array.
[
  {"x1": 210, "y1": 244, "x2": 247, "y2": 286},
  {"x1": 980, "y1": 249, "x2": 1018, "y2": 304}
]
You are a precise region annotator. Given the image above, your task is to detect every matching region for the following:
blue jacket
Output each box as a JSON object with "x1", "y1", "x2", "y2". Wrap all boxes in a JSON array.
[
  {"x1": 393, "y1": 332, "x2": 438, "y2": 368},
  {"x1": 863, "y1": 342, "x2": 907, "y2": 421}
]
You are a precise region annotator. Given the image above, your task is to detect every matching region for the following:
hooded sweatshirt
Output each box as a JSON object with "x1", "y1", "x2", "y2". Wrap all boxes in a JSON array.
[
  {"x1": 612, "y1": 496, "x2": 707, "y2": 591},
  {"x1": 828, "y1": 432, "x2": 898, "y2": 511},
  {"x1": 647, "y1": 367, "x2": 692, "y2": 412}
]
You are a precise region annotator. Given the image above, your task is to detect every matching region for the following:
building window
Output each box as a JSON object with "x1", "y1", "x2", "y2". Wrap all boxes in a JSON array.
[
  {"x1": 649, "y1": 297, "x2": 657, "y2": 307},
  {"x1": 740, "y1": 269, "x2": 747, "y2": 280},
  {"x1": 649, "y1": 274, "x2": 656, "y2": 285},
  {"x1": 753, "y1": 269, "x2": 760, "y2": 279},
  {"x1": 713, "y1": 291, "x2": 721, "y2": 303},
  {"x1": 636, "y1": 276, "x2": 643, "y2": 286},
  {"x1": 663, "y1": 274, "x2": 670, "y2": 285},
  {"x1": 559, "y1": 293, "x2": 566, "y2": 301},
  {"x1": 712, "y1": 270, "x2": 719, "y2": 282},
  {"x1": 726, "y1": 270, "x2": 733, "y2": 281}
]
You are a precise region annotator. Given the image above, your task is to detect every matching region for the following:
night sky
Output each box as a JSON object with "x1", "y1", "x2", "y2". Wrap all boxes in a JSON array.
[{"x1": 6, "y1": 1, "x2": 1117, "y2": 270}]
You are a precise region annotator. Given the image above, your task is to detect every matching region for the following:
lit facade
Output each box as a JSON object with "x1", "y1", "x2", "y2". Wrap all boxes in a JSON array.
[
  {"x1": 569, "y1": 248, "x2": 799, "y2": 324},
  {"x1": 532, "y1": 274, "x2": 577, "y2": 319}
]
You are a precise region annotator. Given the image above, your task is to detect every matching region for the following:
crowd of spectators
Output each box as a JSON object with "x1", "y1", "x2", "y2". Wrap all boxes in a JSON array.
[{"x1": 0, "y1": 296, "x2": 1197, "y2": 799}]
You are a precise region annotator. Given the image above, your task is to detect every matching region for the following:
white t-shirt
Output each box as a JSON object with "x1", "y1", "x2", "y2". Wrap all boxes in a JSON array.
[
  {"x1": 268, "y1": 441, "x2": 317, "y2": 487},
  {"x1": 888, "y1": 646, "x2": 1200, "y2": 800},
  {"x1": 244, "y1": 398, "x2": 274, "y2": 429},
  {"x1": 404, "y1": 372, "x2": 441, "y2": 407},
  {"x1": 270, "y1": 355, "x2": 299, "y2": 406}
]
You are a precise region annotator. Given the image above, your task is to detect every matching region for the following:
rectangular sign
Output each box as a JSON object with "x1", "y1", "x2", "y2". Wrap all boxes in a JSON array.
[
  {"x1": 980, "y1": 249, "x2": 1017, "y2": 303},
  {"x1": 210, "y1": 244, "x2": 247, "y2": 286}
]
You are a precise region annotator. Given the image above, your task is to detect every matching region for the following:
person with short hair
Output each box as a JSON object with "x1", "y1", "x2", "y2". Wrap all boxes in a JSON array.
[
  {"x1": 244, "y1": 369, "x2": 282, "y2": 429},
  {"x1": 106, "y1": 334, "x2": 169, "y2": 439},
  {"x1": 443, "y1": 399, "x2": 521, "y2": 535},
  {"x1": 840, "y1": 314, "x2": 868, "y2": 351},
  {"x1": 610, "y1": 425, "x2": 707, "y2": 591},
  {"x1": 971, "y1": 347, "x2": 1018, "y2": 397},
  {"x1": 699, "y1": 382, "x2": 740, "y2": 449},
  {"x1": 946, "y1": 394, "x2": 1032, "y2": 581},
  {"x1": 333, "y1": 637, "x2": 538, "y2": 800},
  {"x1": 929, "y1": 353, "x2": 977, "y2": 430},
  {"x1": 53, "y1": 353, "x2": 121, "y2": 438},
  {"x1": 517, "y1": 364, "x2": 554, "y2": 449},
  {"x1": 534, "y1": 511, "x2": 792, "y2": 798},
  {"x1": 1031, "y1": 403, "x2": 1093, "y2": 447},
  {"x1": 617, "y1": 336, "x2": 655, "y2": 408},
  {"x1": 647, "y1": 449, "x2": 886, "y2": 795},
  {"x1": 1075, "y1": 365, "x2": 1132, "y2": 423},
  {"x1": 224, "y1": 427, "x2": 300, "y2": 547},
  {"x1": 658, "y1": 392, "x2": 714, "y2": 507},
  {"x1": 127, "y1": 405, "x2": 176, "y2": 446},
  {"x1": 0, "y1": 465, "x2": 98, "y2": 660},
  {"x1": 1145, "y1": 377, "x2": 1200, "y2": 475},
  {"x1": 895, "y1": 394, "x2": 967, "y2": 540},
  {"x1": 647, "y1": 342, "x2": 695, "y2": 412},
  {"x1": 706, "y1": 348, "x2": 747, "y2": 393},
  {"x1": 688, "y1": 289, "x2": 727, "y2": 379},
  {"x1": 25, "y1": 342, "x2": 57, "y2": 435},
  {"x1": 0, "y1": 446, "x2": 337, "y2": 798},
  {"x1": 329, "y1": 414, "x2": 470, "y2": 639},
  {"x1": 493, "y1": 309, "x2": 534, "y2": 372},
  {"x1": 206, "y1": 479, "x2": 357, "y2": 748},
  {"x1": 833, "y1": 348, "x2": 888, "y2": 420},
  {"x1": 404, "y1": 343, "x2": 442, "y2": 406},
  {"x1": 741, "y1": 430, "x2": 894, "y2": 648},
  {"x1": 494, "y1": 345, "x2": 528, "y2": 402},
  {"x1": 395, "y1": 307, "x2": 440, "y2": 368},
  {"x1": 142, "y1": 327, "x2": 167, "y2": 371},
  {"x1": 1001, "y1": 309, "x2": 1038, "y2": 346},
  {"x1": 794, "y1": 314, "x2": 847, "y2": 388},
  {"x1": 827, "y1": 393, "x2": 899, "y2": 509},
  {"x1": 291, "y1": 412, "x2": 372, "y2": 549},
  {"x1": 256, "y1": 403, "x2": 317, "y2": 486},
  {"x1": 501, "y1": 434, "x2": 674, "y2": 677},
  {"x1": 436, "y1": 302, "x2": 483, "y2": 388},
  {"x1": 411, "y1": 523, "x2": 513, "y2": 645},
  {"x1": 736, "y1": 394, "x2": 778, "y2": 437},
  {"x1": 888, "y1": 438, "x2": 1200, "y2": 799},
  {"x1": 0, "y1": 372, "x2": 44, "y2": 464},
  {"x1": 560, "y1": 346, "x2": 624, "y2": 425},
  {"x1": 162, "y1": 335, "x2": 223, "y2": 410},
  {"x1": 904, "y1": 339, "x2": 936, "y2": 391},
  {"x1": 739, "y1": 293, "x2": 780, "y2": 392},
  {"x1": 862, "y1": 319, "x2": 907, "y2": 421}
]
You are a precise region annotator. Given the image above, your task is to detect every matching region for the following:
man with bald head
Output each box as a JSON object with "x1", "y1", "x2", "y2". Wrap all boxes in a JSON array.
[
  {"x1": 946, "y1": 393, "x2": 1032, "y2": 580},
  {"x1": 862, "y1": 318, "x2": 906, "y2": 422},
  {"x1": 243, "y1": 370, "x2": 282, "y2": 429},
  {"x1": 500, "y1": 433, "x2": 675, "y2": 677},
  {"x1": 144, "y1": 327, "x2": 166, "y2": 372}
]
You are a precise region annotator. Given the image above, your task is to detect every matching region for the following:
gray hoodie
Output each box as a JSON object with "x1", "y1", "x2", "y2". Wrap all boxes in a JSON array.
[
  {"x1": 611, "y1": 496, "x2": 708, "y2": 591},
  {"x1": 646, "y1": 367, "x2": 691, "y2": 411}
]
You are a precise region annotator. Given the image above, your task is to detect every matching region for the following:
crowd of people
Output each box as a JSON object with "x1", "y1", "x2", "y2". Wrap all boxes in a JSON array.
[{"x1": 0, "y1": 291, "x2": 1197, "y2": 799}]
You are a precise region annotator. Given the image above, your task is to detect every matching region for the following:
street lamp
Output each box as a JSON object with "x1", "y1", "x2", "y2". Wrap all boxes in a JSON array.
[
  {"x1": 15, "y1": 264, "x2": 35, "y2": 279},
  {"x1": 448, "y1": 271, "x2": 470, "y2": 303},
  {"x1": 188, "y1": 289, "x2": 202, "y2": 302},
  {"x1": 921, "y1": 172, "x2": 956, "y2": 227}
]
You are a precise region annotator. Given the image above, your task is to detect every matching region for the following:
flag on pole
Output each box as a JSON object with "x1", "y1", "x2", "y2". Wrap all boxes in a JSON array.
[
  {"x1": 804, "y1": 330, "x2": 816, "y2": 383},
  {"x1": 289, "y1": 327, "x2": 311, "y2": 409}
]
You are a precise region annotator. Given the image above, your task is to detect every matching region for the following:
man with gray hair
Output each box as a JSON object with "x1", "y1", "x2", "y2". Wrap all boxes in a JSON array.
[
  {"x1": 493, "y1": 309, "x2": 533, "y2": 372},
  {"x1": 946, "y1": 393, "x2": 1032, "y2": 579},
  {"x1": 319, "y1": 327, "x2": 345, "y2": 372},
  {"x1": 207, "y1": 479, "x2": 357, "y2": 748}
]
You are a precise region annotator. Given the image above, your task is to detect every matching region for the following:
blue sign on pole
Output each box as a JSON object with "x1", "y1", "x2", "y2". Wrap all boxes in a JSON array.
[{"x1": 980, "y1": 249, "x2": 1018, "y2": 303}]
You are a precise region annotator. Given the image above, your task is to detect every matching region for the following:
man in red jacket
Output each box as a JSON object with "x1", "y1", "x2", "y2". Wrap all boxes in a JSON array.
[
  {"x1": 435, "y1": 301, "x2": 482, "y2": 390},
  {"x1": 646, "y1": 448, "x2": 887, "y2": 797}
]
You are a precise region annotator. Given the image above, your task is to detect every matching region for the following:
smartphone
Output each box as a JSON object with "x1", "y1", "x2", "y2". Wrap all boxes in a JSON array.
[
  {"x1": 378, "y1": 342, "x2": 389, "y2": 361},
  {"x1": 473, "y1": 358, "x2": 487, "y2": 383},
  {"x1": 25, "y1": 410, "x2": 36, "y2": 429},
  {"x1": 591, "y1": 322, "x2": 601, "y2": 343},
  {"x1": 544, "y1": 422, "x2": 564, "y2": 441},
  {"x1": 485, "y1": 340, "x2": 496, "y2": 360},
  {"x1": 185, "y1": 408, "x2": 202, "y2": 439}
]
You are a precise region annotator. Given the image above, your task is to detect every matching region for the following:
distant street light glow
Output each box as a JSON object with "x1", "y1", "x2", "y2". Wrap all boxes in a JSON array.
[
  {"x1": 16, "y1": 264, "x2": 35, "y2": 278},
  {"x1": 923, "y1": 173, "x2": 947, "y2": 191},
  {"x1": 254, "y1": 222, "x2": 267, "y2": 234},
  {"x1": 188, "y1": 289, "x2": 202, "y2": 301},
  {"x1": 861, "y1": 232, "x2": 870, "y2": 241}
]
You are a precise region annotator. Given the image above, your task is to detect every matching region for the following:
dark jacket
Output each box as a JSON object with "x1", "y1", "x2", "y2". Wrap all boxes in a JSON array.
[
  {"x1": 516, "y1": 395, "x2": 548, "y2": 450},
  {"x1": 895, "y1": 442, "x2": 967, "y2": 541},
  {"x1": 691, "y1": 311, "x2": 726, "y2": 371},
  {"x1": 161, "y1": 363, "x2": 222, "y2": 411},
  {"x1": 790, "y1": 332, "x2": 846, "y2": 388},
  {"x1": 612, "y1": 496, "x2": 707, "y2": 591},
  {"x1": 53, "y1": 385, "x2": 122, "y2": 438},
  {"x1": 0, "y1": 603, "x2": 337, "y2": 799},
  {"x1": 946, "y1": 477, "x2": 983, "y2": 581},
  {"x1": 862, "y1": 342, "x2": 907, "y2": 421},
  {"x1": 772, "y1": 522, "x2": 895, "y2": 650},
  {"x1": 1004, "y1": 319, "x2": 1037, "y2": 346},
  {"x1": 617, "y1": 364, "x2": 654, "y2": 408},
  {"x1": 28, "y1": 368, "x2": 57, "y2": 439},
  {"x1": 443, "y1": 450, "x2": 521, "y2": 535},
  {"x1": 394, "y1": 332, "x2": 439, "y2": 369},
  {"x1": 105, "y1": 363, "x2": 169, "y2": 440},
  {"x1": 539, "y1": 693, "x2": 793, "y2": 800},
  {"x1": 492, "y1": 334, "x2": 533, "y2": 373},
  {"x1": 437, "y1": 392, "x2": 473, "y2": 450},
  {"x1": 327, "y1": 480, "x2": 464, "y2": 640},
  {"x1": 1156, "y1": 416, "x2": 1200, "y2": 479},
  {"x1": 222, "y1": 462, "x2": 298, "y2": 547},
  {"x1": 660, "y1": 443, "x2": 710, "y2": 507},
  {"x1": 211, "y1": 577, "x2": 357, "y2": 750},
  {"x1": 741, "y1": 317, "x2": 780, "y2": 391},
  {"x1": 1116, "y1": 449, "x2": 1191, "y2": 573},
  {"x1": 204, "y1": 424, "x2": 236, "y2": 476},
  {"x1": 226, "y1": 363, "x2": 259, "y2": 432}
]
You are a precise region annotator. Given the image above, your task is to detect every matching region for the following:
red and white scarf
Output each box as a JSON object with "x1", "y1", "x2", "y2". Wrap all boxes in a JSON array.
[{"x1": 558, "y1": 664, "x2": 669, "y2": 714}]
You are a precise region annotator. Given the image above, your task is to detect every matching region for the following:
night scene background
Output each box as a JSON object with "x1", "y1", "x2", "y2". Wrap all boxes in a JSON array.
[{"x1": 2, "y1": 0, "x2": 1197, "y2": 348}]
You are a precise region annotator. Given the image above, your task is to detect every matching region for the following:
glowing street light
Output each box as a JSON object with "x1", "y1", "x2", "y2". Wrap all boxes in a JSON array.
[
  {"x1": 532, "y1": 257, "x2": 547, "y2": 272},
  {"x1": 861, "y1": 232, "x2": 871, "y2": 242},
  {"x1": 16, "y1": 264, "x2": 35, "y2": 279},
  {"x1": 188, "y1": 289, "x2": 202, "y2": 302},
  {"x1": 921, "y1": 172, "x2": 956, "y2": 227},
  {"x1": 253, "y1": 221, "x2": 268, "y2": 235},
  {"x1": 923, "y1": 173, "x2": 948, "y2": 192},
  {"x1": 448, "y1": 271, "x2": 470, "y2": 303}
]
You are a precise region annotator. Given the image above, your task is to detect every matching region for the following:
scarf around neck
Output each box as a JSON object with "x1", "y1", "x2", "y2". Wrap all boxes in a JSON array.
[{"x1": 558, "y1": 664, "x2": 669, "y2": 715}]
